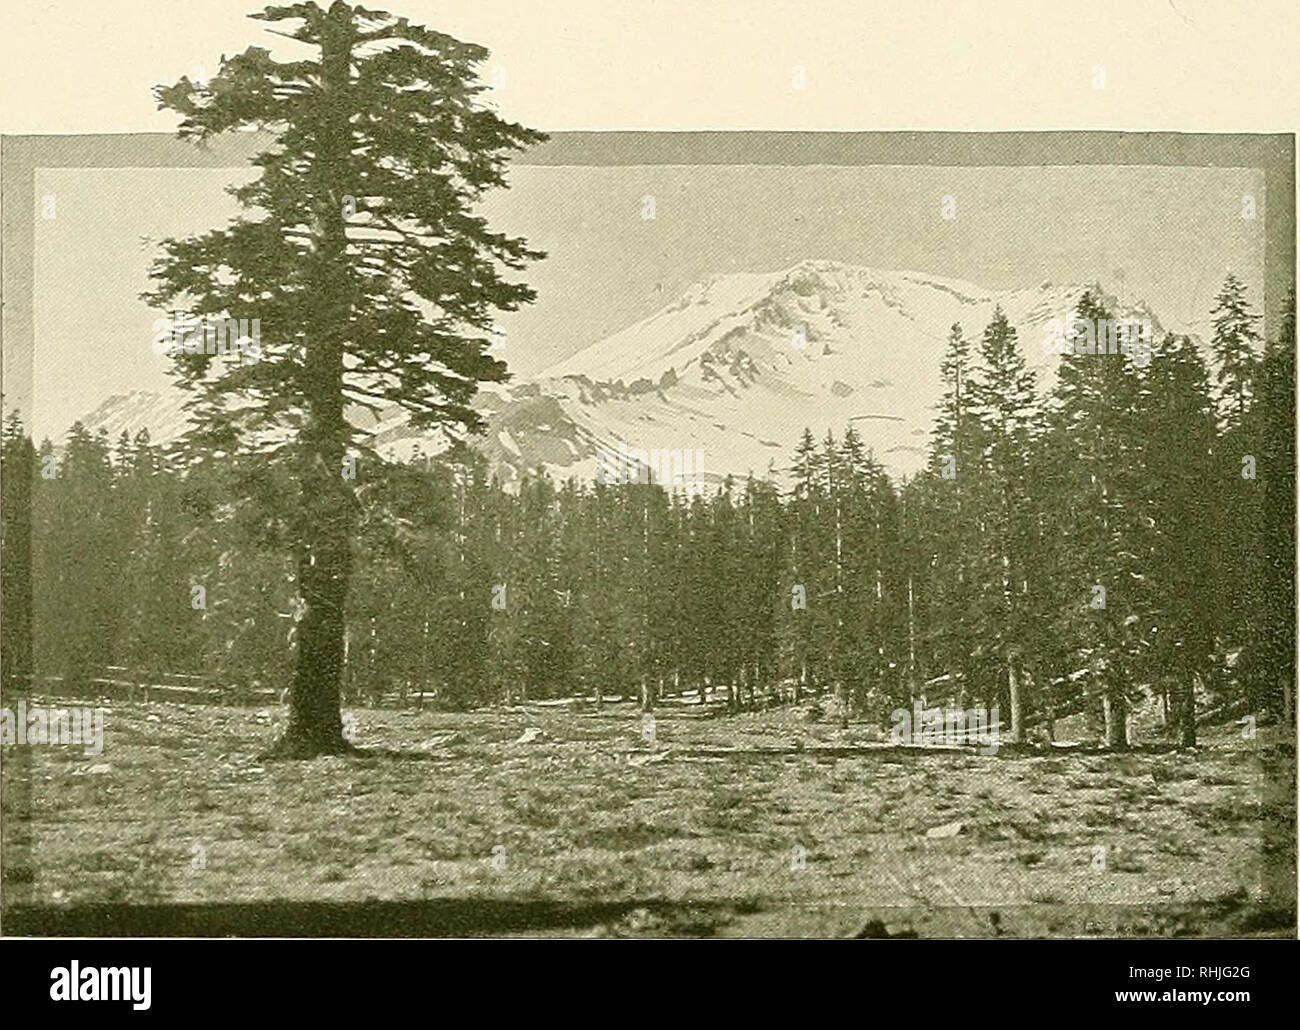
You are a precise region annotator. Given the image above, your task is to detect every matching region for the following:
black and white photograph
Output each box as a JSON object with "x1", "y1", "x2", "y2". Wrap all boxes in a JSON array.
[{"x1": 0, "y1": 0, "x2": 1295, "y2": 971}]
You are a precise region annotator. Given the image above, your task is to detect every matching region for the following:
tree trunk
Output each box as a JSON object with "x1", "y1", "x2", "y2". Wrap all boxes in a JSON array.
[
  {"x1": 1180, "y1": 671, "x2": 1199, "y2": 748},
  {"x1": 267, "y1": 9, "x2": 357, "y2": 759},
  {"x1": 274, "y1": 514, "x2": 351, "y2": 757},
  {"x1": 836, "y1": 679, "x2": 849, "y2": 729},
  {"x1": 640, "y1": 674, "x2": 652, "y2": 713},
  {"x1": 1032, "y1": 664, "x2": 1055, "y2": 742},
  {"x1": 1008, "y1": 656, "x2": 1023, "y2": 745},
  {"x1": 1102, "y1": 686, "x2": 1128, "y2": 750}
]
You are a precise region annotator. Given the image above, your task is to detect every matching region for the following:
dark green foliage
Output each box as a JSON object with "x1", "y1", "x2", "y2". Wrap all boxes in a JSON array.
[
  {"x1": 143, "y1": 2, "x2": 547, "y2": 755},
  {"x1": 2, "y1": 252, "x2": 1287, "y2": 751}
]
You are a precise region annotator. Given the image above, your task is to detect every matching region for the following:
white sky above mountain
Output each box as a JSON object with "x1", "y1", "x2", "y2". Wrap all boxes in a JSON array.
[{"x1": 31, "y1": 162, "x2": 1263, "y2": 443}]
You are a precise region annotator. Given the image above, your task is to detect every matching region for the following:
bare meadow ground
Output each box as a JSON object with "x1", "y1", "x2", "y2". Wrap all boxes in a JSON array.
[{"x1": 2, "y1": 696, "x2": 1294, "y2": 937}]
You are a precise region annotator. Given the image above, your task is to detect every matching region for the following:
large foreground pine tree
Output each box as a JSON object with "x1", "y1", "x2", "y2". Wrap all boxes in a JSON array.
[{"x1": 146, "y1": 2, "x2": 545, "y2": 756}]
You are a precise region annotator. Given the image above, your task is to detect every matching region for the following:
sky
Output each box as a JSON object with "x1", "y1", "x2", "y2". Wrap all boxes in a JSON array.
[
  {"x1": 30, "y1": 161, "x2": 1265, "y2": 441},
  {"x1": 3, "y1": 0, "x2": 1290, "y2": 441}
]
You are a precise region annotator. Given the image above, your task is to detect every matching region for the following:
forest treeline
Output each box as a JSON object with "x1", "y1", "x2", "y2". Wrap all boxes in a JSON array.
[{"x1": 1, "y1": 280, "x2": 1293, "y2": 747}]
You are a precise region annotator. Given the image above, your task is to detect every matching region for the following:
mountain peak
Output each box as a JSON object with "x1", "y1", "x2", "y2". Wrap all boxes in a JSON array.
[
  {"x1": 542, "y1": 262, "x2": 1020, "y2": 385},
  {"x1": 69, "y1": 267, "x2": 1180, "y2": 488}
]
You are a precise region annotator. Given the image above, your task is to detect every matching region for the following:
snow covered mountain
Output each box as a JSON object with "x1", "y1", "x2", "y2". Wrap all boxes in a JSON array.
[
  {"x1": 73, "y1": 261, "x2": 1170, "y2": 485},
  {"x1": 73, "y1": 390, "x2": 196, "y2": 448},
  {"x1": 472, "y1": 260, "x2": 1168, "y2": 485}
]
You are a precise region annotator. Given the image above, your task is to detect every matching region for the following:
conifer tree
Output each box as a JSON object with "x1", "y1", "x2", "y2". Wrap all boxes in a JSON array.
[
  {"x1": 0, "y1": 411, "x2": 36, "y2": 698},
  {"x1": 1133, "y1": 334, "x2": 1219, "y2": 745},
  {"x1": 925, "y1": 323, "x2": 983, "y2": 710},
  {"x1": 1239, "y1": 286, "x2": 1296, "y2": 722},
  {"x1": 146, "y1": 2, "x2": 546, "y2": 755},
  {"x1": 1043, "y1": 290, "x2": 1145, "y2": 748},
  {"x1": 968, "y1": 306, "x2": 1038, "y2": 741},
  {"x1": 1210, "y1": 272, "x2": 1262, "y2": 429}
]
